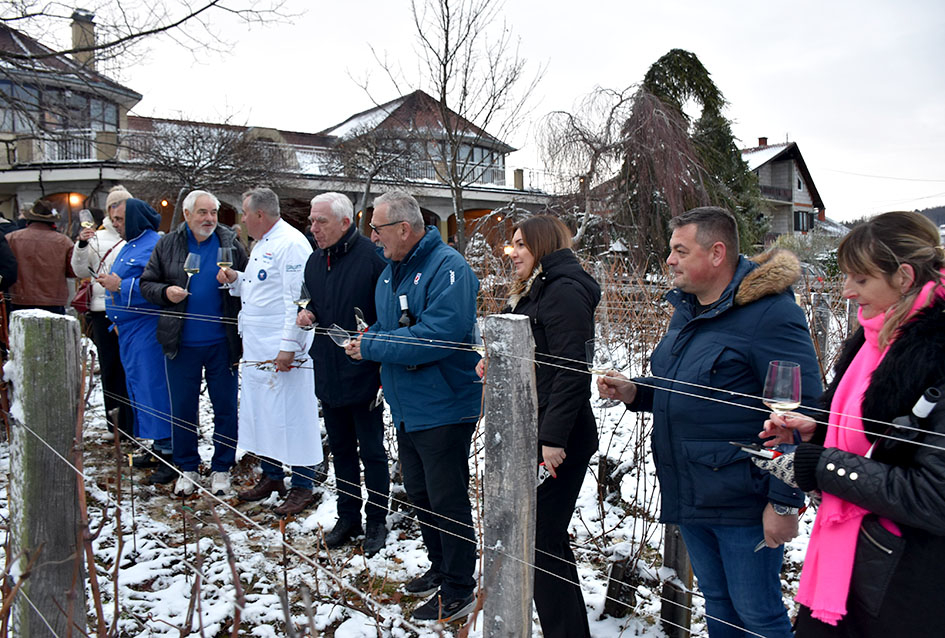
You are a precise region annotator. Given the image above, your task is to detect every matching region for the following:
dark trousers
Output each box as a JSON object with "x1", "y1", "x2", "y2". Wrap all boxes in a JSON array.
[
  {"x1": 534, "y1": 446, "x2": 593, "y2": 638},
  {"x1": 164, "y1": 343, "x2": 237, "y2": 472},
  {"x1": 10, "y1": 304, "x2": 64, "y2": 314},
  {"x1": 397, "y1": 422, "x2": 476, "y2": 600},
  {"x1": 322, "y1": 402, "x2": 390, "y2": 526},
  {"x1": 260, "y1": 457, "x2": 317, "y2": 490},
  {"x1": 88, "y1": 311, "x2": 134, "y2": 435}
]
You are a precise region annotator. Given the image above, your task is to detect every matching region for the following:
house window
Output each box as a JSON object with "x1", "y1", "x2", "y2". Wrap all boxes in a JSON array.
[
  {"x1": 0, "y1": 81, "x2": 40, "y2": 133},
  {"x1": 797, "y1": 178, "x2": 802, "y2": 190},
  {"x1": 794, "y1": 210, "x2": 815, "y2": 232}
]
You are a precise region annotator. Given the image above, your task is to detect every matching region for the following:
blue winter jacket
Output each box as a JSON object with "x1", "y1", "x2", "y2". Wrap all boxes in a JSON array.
[
  {"x1": 628, "y1": 251, "x2": 822, "y2": 525},
  {"x1": 359, "y1": 227, "x2": 482, "y2": 431}
]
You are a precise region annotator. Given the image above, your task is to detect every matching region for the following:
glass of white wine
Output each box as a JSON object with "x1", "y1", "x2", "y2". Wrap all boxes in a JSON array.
[
  {"x1": 762, "y1": 360, "x2": 802, "y2": 415},
  {"x1": 295, "y1": 283, "x2": 314, "y2": 331},
  {"x1": 217, "y1": 246, "x2": 233, "y2": 289},
  {"x1": 78, "y1": 209, "x2": 95, "y2": 230},
  {"x1": 183, "y1": 252, "x2": 200, "y2": 292}
]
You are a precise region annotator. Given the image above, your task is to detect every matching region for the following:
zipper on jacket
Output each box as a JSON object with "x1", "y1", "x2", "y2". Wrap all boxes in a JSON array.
[{"x1": 861, "y1": 525, "x2": 894, "y2": 555}]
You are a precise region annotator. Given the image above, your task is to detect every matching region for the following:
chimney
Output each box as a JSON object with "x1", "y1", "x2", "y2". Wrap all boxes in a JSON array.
[
  {"x1": 758, "y1": 136, "x2": 768, "y2": 147},
  {"x1": 71, "y1": 9, "x2": 95, "y2": 69}
]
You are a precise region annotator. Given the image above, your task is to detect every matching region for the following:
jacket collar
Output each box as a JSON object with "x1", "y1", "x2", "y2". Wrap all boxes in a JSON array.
[{"x1": 323, "y1": 223, "x2": 359, "y2": 258}]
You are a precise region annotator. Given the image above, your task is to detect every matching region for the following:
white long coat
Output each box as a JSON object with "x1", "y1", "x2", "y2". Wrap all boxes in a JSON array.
[{"x1": 230, "y1": 219, "x2": 322, "y2": 466}]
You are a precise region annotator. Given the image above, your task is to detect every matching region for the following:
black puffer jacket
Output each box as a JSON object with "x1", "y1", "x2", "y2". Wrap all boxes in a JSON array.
[
  {"x1": 795, "y1": 294, "x2": 945, "y2": 634},
  {"x1": 140, "y1": 223, "x2": 248, "y2": 363},
  {"x1": 506, "y1": 249, "x2": 601, "y2": 455}
]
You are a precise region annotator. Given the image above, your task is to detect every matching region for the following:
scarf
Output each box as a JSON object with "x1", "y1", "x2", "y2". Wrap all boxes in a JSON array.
[{"x1": 798, "y1": 275, "x2": 944, "y2": 624}]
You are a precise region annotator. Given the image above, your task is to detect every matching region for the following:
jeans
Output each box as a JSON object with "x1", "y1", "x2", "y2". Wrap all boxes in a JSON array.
[
  {"x1": 322, "y1": 401, "x2": 389, "y2": 527},
  {"x1": 164, "y1": 343, "x2": 238, "y2": 472},
  {"x1": 679, "y1": 522, "x2": 793, "y2": 638},
  {"x1": 260, "y1": 457, "x2": 316, "y2": 490},
  {"x1": 398, "y1": 422, "x2": 476, "y2": 600}
]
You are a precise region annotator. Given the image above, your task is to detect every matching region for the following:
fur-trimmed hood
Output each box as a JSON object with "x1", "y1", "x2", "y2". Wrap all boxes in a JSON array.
[{"x1": 734, "y1": 248, "x2": 801, "y2": 306}]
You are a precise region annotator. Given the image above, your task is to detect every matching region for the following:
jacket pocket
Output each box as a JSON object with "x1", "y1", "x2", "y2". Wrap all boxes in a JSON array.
[
  {"x1": 850, "y1": 515, "x2": 905, "y2": 617},
  {"x1": 680, "y1": 440, "x2": 755, "y2": 509}
]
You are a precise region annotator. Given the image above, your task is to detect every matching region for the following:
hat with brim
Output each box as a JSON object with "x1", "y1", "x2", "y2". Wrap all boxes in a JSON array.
[{"x1": 24, "y1": 200, "x2": 59, "y2": 223}]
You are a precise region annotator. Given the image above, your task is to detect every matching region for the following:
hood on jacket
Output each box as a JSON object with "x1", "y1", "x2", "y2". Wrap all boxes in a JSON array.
[
  {"x1": 733, "y1": 248, "x2": 801, "y2": 306},
  {"x1": 537, "y1": 248, "x2": 602, "y2": 306},
  {"x1": 124, "y1": 199, "x2": 161, "y2": 241}
]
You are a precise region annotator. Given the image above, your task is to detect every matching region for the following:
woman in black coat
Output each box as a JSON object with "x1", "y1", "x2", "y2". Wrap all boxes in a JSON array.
[
  {"x1": 482, "y1": 215, "x2": 600, "y2": 637},
  {"x1": 762, "y1": 211, "x2": 945, "y2": 636}
]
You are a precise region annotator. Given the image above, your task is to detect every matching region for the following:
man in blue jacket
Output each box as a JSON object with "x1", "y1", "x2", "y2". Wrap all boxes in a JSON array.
[
  {"x1": 599, "y1": 207, "x2": 822, "y2": 638},
  {"x1": 296, "y1": 192, "x2": 389, "y2": 551},
  {"x1": 345, "y1": 190, "x2": 481, "y2": 623}
]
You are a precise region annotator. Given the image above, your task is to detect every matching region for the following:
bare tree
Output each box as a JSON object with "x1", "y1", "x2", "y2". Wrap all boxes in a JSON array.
[
  {"x1": 124, "y1": 117, "x2": 289, "y2": 227},
  {"x1": 539, "y1": 86, "x2": 636, "y2": 244}
]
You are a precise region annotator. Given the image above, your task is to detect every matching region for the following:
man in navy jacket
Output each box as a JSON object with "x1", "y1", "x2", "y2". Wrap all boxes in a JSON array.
[
  {"x1": 296, "y1": 192, "x2": 389, "y2": 551},
  {"x1": 345, "y1": 190, "x2": 481, "y2": 623},
  {"x1": 599, "y1": 207, "x2": 822, "y2": 638}
]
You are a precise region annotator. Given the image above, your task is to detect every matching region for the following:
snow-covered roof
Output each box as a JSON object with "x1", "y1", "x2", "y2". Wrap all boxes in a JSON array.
[
  {"x1": 741, "y1": 143, "x2": 790, "y2": 171},
  {"x1": 320, "y1": 96, "x2": 408, "y2": 139}
]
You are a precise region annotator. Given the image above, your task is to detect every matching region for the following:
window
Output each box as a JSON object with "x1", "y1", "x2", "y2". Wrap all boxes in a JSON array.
[
  {"x1": 793, "y1": 210, "x2": 815, "y2": 232},
  {"x1": 797, "y1": 178, "x2": 803, "y2": 190}
]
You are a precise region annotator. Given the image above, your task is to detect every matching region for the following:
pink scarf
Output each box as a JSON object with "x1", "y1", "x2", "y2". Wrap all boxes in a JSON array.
[{"x1": 797, "y1": 276, "x2": 944, "y2": 624}]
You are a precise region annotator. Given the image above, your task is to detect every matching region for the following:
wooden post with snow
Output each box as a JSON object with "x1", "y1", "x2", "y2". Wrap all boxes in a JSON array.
[
  {"x1": 661, "y1": 523, "x2": 692, "y2": 637},
  {"x1": 7, "y1": 310, "x2": 87, "y2": 636},
  {"x1": 482, "y1": 314, "x2": 538, "y2": 637}
]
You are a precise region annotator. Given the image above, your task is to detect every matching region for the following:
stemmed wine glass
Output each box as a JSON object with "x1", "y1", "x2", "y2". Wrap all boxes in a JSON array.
[
  {"x1": 762, "y1": 361, "x2": 802, "y2": 415},
  {"x1": 327, "y1": 323, "x2": 352, "y2": 347},
  {"x1": 183, "y1": 252, "x2": 200, "y2": 293},
  {"x1": 216, "y1": 246, "x2": 233, "y2": 289},
  {"x1": 295, "y1": 283, "x2": 313, "y2": 331},
  {"x1": 585, "y1": 338, "x2": 614, "y2": 375},
  {"x1": 78, "y1": 209, "x2": 95, "y2": 230}
]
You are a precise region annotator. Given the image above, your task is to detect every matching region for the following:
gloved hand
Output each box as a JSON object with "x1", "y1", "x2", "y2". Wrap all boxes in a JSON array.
[{"x1": 751, "y1": 452, "x2": 798, "y2": 488}]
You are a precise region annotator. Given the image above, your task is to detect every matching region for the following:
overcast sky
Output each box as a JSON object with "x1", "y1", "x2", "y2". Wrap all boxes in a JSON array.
[{"x1": 117, "y1": 0, "x2": 945, "y2": 222}]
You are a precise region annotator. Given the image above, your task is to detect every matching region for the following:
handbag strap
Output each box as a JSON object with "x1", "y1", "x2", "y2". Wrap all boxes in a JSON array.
[{"x1": 94, "y1": 241, "x2": 122, "y2": 276}]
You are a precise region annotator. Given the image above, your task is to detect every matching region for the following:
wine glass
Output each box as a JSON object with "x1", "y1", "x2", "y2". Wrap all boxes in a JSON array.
[
  {"x1": 585, "y1": 338, "x2": 613, "y2": 375},
  {"x1": 216, "y1": 246, "x2": 233, "y2": 289},
  {"x1": 327, "y1": 323, "x2": 352, "y2": 347},
  {"x1": 78, "y1": 209, "x2": 95, "y2": 229},
  {"x1": 295, "y1": 283, "x2": 314, "y2": 331},
  {"x1": 762, "y1": 361, "x2": 802, "y2": 415},
  {"x1": 183, "y1": 252, "x2": 200, "y2": 292}
]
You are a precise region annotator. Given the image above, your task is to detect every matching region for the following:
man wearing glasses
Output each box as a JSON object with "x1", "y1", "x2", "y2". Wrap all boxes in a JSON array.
[{"x1": 345, "y1": 190, "x2": 481, "y2": 622}]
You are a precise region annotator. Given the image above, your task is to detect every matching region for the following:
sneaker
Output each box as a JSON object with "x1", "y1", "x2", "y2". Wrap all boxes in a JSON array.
[
  {"x1": 174, "y1": 471, "x2": 200, "y2": 496},
  {"x1": 324, "y1": 519, "x2": 363, "y2": 549},
  {"x1": 210, "y1": 471, "x2": 230, "y2": 495},
  {"x1": 272, "y1": 487, "x2": 316, "y2": 516},
  {"x1": 362, "y1": 522, "x2": 387, "y2": 557},
  {"x1": 146, "y1": 461, "x2": 178, "y2": 486},
  {"x1": 404, "y1": 568, "x2": 442, "y2": 597},
  {"x1": 412, "y1": 591, "x2": 475, "y2": 622},
  {"x1": 237, "y1": 476, "x2": 287, "y2": 502}
]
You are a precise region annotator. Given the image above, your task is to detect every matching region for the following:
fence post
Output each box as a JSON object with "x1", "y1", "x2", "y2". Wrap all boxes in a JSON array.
[
  {"x1": 482, "y1": 314, "x2": 538, "y2": 638},
  {"x1": 811, "y1": 293, "x2": 831, "y2": 364},
  {"x1": 660, "y1": 523, "x2": 692, "y2": 637},
  {"x1": 7, "y1": 310, "x2": 87, "y2": 636}
]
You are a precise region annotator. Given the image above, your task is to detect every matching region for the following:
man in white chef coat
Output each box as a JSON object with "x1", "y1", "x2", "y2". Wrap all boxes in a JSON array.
[{"x1": 218, "y1": 187, "x2": 323, "y2": 516}]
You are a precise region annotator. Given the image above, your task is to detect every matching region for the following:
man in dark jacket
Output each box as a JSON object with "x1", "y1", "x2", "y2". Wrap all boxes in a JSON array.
[
  {"x1": 599, "y1": 207, "x2": 822, "y2": 638},
  {"x1": 140, "y1": 190, "x2": 248, "y2": 495},
  {"x1": 7, "y1": 200, "x2": 74, "y2": 313},
  {"x1": 296, "y1": 192, "x2": 389, "y2": 549},
  {"x1": 345, "y1": 190, "x2": 481, "y2": 623}
]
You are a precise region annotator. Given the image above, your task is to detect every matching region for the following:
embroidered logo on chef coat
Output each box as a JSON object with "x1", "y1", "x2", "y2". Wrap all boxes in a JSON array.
[
  {"x1": 257, "y1": 269, "x2": 268, "y2": 281},
  {"x1": 286, "y1": 264, "x2": 302, "y2": 273},
  {"x1": 414, "y1": 272, "x2": 422, "y2": 285}
]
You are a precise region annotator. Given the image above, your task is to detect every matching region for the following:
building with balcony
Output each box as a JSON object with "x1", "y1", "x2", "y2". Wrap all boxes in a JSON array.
[
  {"x1": 0, "y1": 15, "x2": 548, "y2": 237},
  {"x1": 741, "y1": 137, "x2": 825, "y2": 237}
]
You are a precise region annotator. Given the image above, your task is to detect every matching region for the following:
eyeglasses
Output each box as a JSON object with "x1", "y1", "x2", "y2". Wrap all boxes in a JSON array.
[{"x1": 369, "y1": 220, "x2": 403, "y2": 233}]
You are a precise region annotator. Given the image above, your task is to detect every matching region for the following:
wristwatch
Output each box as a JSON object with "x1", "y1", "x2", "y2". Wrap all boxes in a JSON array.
[{"x1": 771, "y1": 503, "x2": 800, "y2": 516}]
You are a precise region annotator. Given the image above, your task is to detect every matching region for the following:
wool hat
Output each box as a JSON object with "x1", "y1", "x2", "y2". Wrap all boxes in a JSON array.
[
  {"x1": 23, "y1": 200, "x2": 60, "y2": 223},
  {"x1": 105, "y1": 188, "x2": 132, "y2": 211}
]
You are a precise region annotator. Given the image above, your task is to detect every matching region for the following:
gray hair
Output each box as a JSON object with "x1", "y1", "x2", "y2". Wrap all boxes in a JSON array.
[
  {"x1": 242, "y1": 187, "x2": 281, "y2": 218},
  {"x1": 374, "y1": 190, "x2": 424, "y2": 232},
  {"x1": 311, "y1": 192, "x2": 353, "y2": 223},
  {"x1": 183, "y1": 189, "x2": 220, "y2": 214}
]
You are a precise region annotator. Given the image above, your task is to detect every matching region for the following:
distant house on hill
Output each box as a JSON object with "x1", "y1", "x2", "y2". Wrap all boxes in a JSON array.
[{"x1": 741, "y1": 137, "x2": 825, "y2": 238}]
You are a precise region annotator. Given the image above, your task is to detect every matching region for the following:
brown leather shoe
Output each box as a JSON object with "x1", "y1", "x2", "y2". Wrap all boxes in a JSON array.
[
  {"x1": 237, "y1": 476, "x2": 287, "y2": 502},
  {"x1": 273, "y1": 487, "x2": 316, "y2": 516}
]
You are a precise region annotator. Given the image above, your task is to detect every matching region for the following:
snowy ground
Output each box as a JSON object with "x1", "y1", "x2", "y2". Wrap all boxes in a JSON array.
[{"x1": 0, "y1": 342, "x2": 814, "y2": 637}]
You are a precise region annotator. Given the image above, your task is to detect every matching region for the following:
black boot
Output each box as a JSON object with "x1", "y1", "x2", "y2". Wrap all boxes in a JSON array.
[{"x1": 145, "y1": 453, "x2": 177, "y2": 485}]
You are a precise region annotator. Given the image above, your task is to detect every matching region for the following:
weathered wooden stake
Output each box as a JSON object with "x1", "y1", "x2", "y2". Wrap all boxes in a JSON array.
[
  {"x1": 660, "y1": 523, "x2": 692, "y2": 637},
  {"x1": 482, "y1": 314, "x2": 538, "y2": 638},
  {"x1": 7, "y1": 310, "x2": 87, "y2": 636}
]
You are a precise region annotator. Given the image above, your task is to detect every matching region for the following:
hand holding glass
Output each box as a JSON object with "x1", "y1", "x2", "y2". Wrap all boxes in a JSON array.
[
  {"x1": 79, "y1": 209, "x2": 95, "y2": 229},
  {"x1": 183, "y1": 252, "x2": 200, "y2": 292},
  {"x1": 217, "y1": 247, "x2": 233, "y2": 289},
  {"x1": 295, "y1": 283, "x2": 314, "y2": 331},
  {"x1": 763, "y1": 361, "x2": 801, "y2": 415}
]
